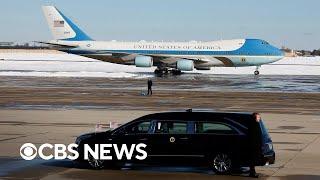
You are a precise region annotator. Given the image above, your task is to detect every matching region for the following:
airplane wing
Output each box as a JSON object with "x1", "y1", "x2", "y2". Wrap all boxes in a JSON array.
[
  {"x1": 94, "y1": 50, "x2": 208, "y2": 66},
  {"x1": 35, "y1": 41, "x2": 79, "y2": 48},
  {"x1": 44, "y1": 47, "x2": 211, "y2": 68},
  {"x1": 153, "y1": 56, "x2": 208, "y2": 65}
]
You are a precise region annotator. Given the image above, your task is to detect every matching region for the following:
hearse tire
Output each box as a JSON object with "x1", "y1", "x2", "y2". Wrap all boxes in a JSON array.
[
  {"x1": 211, "y1": 153, "x2": 232, "y2": 174},
  {"x1": 87, "y1": 153, "x2": 105, "y2": 169}
]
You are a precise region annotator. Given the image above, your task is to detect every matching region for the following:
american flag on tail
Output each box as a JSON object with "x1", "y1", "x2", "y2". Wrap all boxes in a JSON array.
[{"x1": 54, "y1": 20, "x2": 64, "y2": 27}]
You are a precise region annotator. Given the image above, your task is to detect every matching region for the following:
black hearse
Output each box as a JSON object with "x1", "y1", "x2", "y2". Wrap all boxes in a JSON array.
[{"x1": 74, "y1": 111, "x2": 275, "y2": 173}]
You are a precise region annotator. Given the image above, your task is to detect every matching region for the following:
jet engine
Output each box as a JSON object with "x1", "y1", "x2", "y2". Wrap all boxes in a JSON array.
[
  {"x1": 135, "y1": 56, "x2": 153, "y2": 67},
  {"x1": 176, "y1": 60, "x2": 194, "y2": 71}
]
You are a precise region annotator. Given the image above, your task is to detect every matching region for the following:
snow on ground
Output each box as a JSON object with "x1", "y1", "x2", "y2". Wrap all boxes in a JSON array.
[
  {"x1": 195, "y1": 57, "x2": 320, "y2": 75},
  {"x1": 0, "y1": 52, "x2": 319, "y2": 77},
  {"x1": 0, "y1": 52, "x2": 154, "y2": 78}
]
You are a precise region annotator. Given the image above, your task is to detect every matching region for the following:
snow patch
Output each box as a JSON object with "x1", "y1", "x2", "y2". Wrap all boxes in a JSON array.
[{"x1": 0, "y1": 52, "x2": 319, "y2": 77}]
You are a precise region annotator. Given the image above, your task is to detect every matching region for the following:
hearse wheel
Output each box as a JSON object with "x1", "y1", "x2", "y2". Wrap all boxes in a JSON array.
[
  {"x1": 212, "y1": 153, "x2": 232, "y2": 174},
  {"x1": 88, "y1": 153, "x2": 104, "y2": 169}
]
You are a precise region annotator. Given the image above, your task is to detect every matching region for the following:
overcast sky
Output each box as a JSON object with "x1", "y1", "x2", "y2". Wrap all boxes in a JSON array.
[{"x1": 0, "y1": 0, "x2": 319, "y2": 50}]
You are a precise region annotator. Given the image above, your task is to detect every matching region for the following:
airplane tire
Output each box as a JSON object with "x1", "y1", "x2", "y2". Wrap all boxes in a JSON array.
[
  {"x1": 172, "y1": 69, "x2": 182, "y2": 75},
  {"x1": 154, "y1": 68, "x2": 166, "y2": 75},
  {"x1": 154, "y1": 69, "x2": 160, "y2": 74},
  {"x1": 154, "y1": 68, "x2": 182, "y2": 75},
  {"x1": 254, "y1": 70, "x2": 260, "y2": 75}
]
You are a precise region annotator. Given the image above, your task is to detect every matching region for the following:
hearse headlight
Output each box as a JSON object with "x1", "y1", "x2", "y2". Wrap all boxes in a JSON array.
[
  {"x1": 265, "y1": 142, "x2": 273, "y2": 151},
  {"x1": 75, "y1": 137, "x2": 81, "y2": 145}
]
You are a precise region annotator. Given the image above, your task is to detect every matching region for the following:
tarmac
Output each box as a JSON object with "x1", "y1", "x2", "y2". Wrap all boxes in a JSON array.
[
  {"x1": 0, "y1": 110, "x2": 320, "y2": 179},
  {"x1": 0, "y1": 76, "x2": 319, "y2": 179}
]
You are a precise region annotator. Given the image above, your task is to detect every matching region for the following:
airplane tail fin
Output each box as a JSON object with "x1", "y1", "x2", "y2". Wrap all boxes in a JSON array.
[{"x1": 42, "y1": 6, "x2": 93, "y2": 41}]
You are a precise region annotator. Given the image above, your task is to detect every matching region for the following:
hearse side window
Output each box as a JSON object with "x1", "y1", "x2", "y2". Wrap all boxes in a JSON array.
[
  {"x1": 155, "y1": 121, "x2": 187, "y2": 134},
  {"x1": 195, "y1": 122, "x2": 235, "y2": 134},
  {"x1": 126, "y1": 121, "x2": 151, "y2": 134}
]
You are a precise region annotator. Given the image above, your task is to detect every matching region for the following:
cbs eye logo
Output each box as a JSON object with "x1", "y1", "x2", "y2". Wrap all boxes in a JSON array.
[{"x1": 20, "y1": 143, "x2": 37, "y2": 160}]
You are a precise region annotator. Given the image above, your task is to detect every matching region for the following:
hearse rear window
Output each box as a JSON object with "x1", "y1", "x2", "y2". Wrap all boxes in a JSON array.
[
  {"x1": 155, "y1": 121, "x2": 187, "y2": 134},
  {"x1": 195, "y1": 122, "x2": 235, "y2": 134}
]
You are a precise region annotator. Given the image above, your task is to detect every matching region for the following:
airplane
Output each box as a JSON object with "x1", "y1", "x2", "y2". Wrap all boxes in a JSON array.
[{"x1": 41, "y1": 6, "x2": 284, "y2": 75}]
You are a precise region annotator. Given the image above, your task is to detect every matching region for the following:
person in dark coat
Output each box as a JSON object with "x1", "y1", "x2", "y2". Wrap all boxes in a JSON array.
[
  {"x1": 147, "y1": 79, "x2": 153, "y2": 95},
  {"x1": 248, "y1": 112, "x2": 263, "y2": 178}
]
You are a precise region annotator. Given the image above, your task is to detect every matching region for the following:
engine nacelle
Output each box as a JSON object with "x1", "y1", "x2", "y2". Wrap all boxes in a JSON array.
[
  {"x1": 176, "y1": 60, "x2": 194, "y2": 71},
  {"x1": 135, "y1": 56, "x2": 153, "y2": 67}
]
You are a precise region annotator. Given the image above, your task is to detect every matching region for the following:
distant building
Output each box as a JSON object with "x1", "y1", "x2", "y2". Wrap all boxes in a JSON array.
[
  {"x1": 0, "y1": 42, "x2": 14, "y2": 46},
  {"x1": 0, "y1": 41, "x2": 49, "y2": 50},
  {"x1": 311, "y1": 49, "x2": 320, "y2": 56},
  {"x1": 296, "y1": 50, "x2": 312, "y2": 57},
  {"x1": 281, "y1": 47, "x2": 297, "y2": 57},
  {"x1": 303, "y1": 51, "x2": 312, "y2": 57}
]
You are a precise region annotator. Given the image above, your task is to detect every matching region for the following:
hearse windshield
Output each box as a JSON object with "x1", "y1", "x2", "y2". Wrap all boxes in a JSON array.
[{"x1": 259, "y1": 120, "x2": 270, "y2": 141}]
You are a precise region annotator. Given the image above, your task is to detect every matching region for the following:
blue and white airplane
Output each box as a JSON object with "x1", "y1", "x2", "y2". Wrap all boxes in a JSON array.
[{"x1": 41, "y1": 6, "x2": 284, "y2": 75}]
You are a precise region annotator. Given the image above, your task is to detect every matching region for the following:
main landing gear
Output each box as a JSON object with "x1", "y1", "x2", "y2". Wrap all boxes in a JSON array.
[
  {"x1": 254, "y1": 66, "x2": 261, "y2": 76},
  {"x1": 154, "y1": 67, "x2": 182, "y2": 75}
]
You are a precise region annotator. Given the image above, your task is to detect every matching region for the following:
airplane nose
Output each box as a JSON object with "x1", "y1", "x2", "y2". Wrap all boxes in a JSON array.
[
  {"x1": 279, "y1": 49, "x2": 285, "y2": 58},
  {"x1": 268, "y1": 42, "x2": 284, "y2": 58},
  {"x1": 273, "y1": 46, "x2": 285, "y2": 58},
  {"x1": 279, "y1": 51, "x2": 285, "y2": 61},
  {"x1": 274, "y1": 49, "x2": 285, "y2": 62}
]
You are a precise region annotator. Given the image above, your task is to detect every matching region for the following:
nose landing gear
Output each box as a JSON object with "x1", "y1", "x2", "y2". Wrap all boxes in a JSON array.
[{"x1": 254, "y1": 66, "x2": 261, "y2": 76}]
